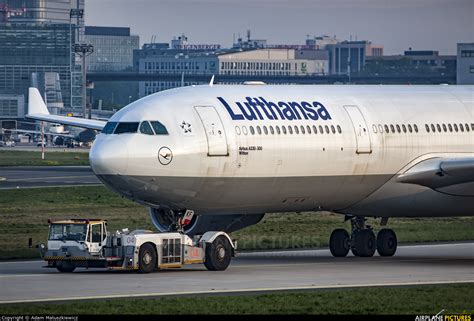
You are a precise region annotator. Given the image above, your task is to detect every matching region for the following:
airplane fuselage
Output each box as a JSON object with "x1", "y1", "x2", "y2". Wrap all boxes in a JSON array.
[{"x1": 89, "y1": 85, "x2": 474, "y2": 218}]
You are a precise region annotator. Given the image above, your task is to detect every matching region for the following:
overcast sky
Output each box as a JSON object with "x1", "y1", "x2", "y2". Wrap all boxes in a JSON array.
[{"x1": 85, "y1": 0, "x2": 473, "y2": 55}]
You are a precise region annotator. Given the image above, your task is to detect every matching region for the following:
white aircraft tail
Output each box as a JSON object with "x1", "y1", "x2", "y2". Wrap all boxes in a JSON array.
[{"x1": 28, "y1": 87, "x2": 50, "y2": 115}]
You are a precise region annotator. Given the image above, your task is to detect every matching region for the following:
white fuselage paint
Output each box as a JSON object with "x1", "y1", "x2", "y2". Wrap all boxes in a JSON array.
[{"x1": 89, "y1": 85, "x2": 474, "y2": 218}]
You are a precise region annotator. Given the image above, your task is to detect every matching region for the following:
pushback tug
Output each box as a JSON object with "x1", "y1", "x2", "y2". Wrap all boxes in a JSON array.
[{"x1": 39, "y1": 213, "x2": 235, "y2": 273}]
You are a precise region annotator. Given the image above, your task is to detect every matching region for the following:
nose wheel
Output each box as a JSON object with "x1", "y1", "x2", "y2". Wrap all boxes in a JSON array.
[{"x1": 328, "y1": 216, "x2": 398, "y2": 257}]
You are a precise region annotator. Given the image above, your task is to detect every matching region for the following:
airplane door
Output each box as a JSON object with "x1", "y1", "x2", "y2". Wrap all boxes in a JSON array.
[
  {"x1": 195, "y1": 106, "x2": 229, "y2": 156},
  {"x1": 344, "y1": 105, "x2": 372, "y2": 154}
]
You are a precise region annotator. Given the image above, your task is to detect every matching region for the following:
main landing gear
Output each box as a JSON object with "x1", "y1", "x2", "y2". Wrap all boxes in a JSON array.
[{"x1": 329, "y1": 216, "x2": 397, "y2": 258}]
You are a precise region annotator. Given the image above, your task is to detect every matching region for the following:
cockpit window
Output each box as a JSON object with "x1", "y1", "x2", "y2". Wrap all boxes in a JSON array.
[
  {"x1": 150, "y1": 121, "x2": 168, "y2": 135},
  {"x1": 114, "y1": 122, "x2": 139, "y2": 134},
  {"x1": 139, "y1": 121, "x2": 154, "y2": 135},
  {"x1": 102, "y1": 122, "x2": 117, "y2": 135}
]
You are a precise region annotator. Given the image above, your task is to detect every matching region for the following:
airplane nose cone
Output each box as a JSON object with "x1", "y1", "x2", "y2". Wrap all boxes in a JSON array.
[{"x1": 90, "y1": 137, "x2": 128, "y2": 175}]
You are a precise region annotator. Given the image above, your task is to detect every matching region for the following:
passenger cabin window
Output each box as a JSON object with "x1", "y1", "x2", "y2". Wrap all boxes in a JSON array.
[
  {"x1": 140, "y1": 121, "x2": 154, "y2": 135},
  {"x1": 114, "y1": 122, "x2": 139, "y2": 134},
  {"x1": 150, "y1": 121, "x2": 168, "y2": 135},
  {"x1": 102, "y1": 122, "x2": 117, "y2": 134}
]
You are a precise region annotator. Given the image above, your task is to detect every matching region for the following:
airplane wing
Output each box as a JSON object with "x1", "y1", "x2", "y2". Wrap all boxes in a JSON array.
[
  {"x1": 396, "y1": 157, "x2": 474, "y2": 196},
  {"x1": 2, "y1": 128, "x2": 42, "y2": 135},
  {"x1": 3, "y1": 128, "x2": 76, "y2": 138},
  {"x1": 26, "y1": 88, "x2": 106, "y2": 131}
]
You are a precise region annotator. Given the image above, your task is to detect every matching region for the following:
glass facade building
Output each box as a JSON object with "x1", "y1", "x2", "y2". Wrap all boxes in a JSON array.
[
  {"x1": 85, "y1": 26, "x2": 140, "y2": 72},
  {"x1": 0, "y1": 23, "x2": 82, "y2": 115},
  {"x1": 4, "y1": 0, "x2": 84, "y2": 25}
]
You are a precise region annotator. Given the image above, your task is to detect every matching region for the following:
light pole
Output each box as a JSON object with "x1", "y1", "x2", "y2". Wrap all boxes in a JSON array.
[
  {"x1": 74, "y1": 43, "x2": 94, "y2": 118},
  {"x1": 69, "y1": 8, "x2": 83, "y2": 110}
]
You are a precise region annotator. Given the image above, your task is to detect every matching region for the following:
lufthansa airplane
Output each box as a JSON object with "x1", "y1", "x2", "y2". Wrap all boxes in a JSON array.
[{"x1": 27, "y1": 84, "x2": 474, "y2": 258}]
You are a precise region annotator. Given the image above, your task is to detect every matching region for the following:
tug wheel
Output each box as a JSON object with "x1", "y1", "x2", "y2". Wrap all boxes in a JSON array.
[
  {"x1": 204, "y1": 236, "x2": 232, "y2": 271},
  {"x1": 56, "y1": 261, "x2": 76, "y2": 273},
  {"x1": 138, "y1": 243, "x2": 157, "y2": 273}
]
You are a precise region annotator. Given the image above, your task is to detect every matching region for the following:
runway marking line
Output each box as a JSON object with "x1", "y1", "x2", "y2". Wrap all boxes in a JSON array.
[
  {"x1": 0, "y1": 280, "x2": 472, "y2": 304},
  {"x1": 0, "y1": 257, "x2": 471, "y2": 279},
  {"x1": 6, "y1": 175, "x2": 97, "y2": 182},
  {"x1": 0, "y1": 184, "x2": 103, "y2": 190}
]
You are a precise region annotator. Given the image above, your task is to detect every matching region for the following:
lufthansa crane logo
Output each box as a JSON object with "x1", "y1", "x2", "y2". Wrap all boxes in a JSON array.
[{"x1": 158, "y1": 147, "x2": 173, "y2": 165}]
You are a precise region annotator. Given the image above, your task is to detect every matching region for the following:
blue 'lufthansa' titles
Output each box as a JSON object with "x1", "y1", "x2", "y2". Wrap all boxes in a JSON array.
[{"x1": 217, "y1": 97, "x2": 331, "y2": 121}]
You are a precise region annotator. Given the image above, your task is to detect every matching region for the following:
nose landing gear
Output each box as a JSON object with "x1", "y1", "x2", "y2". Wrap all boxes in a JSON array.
[{"x1": 329, "y1": 216, "x2": 398, "y2": 258}]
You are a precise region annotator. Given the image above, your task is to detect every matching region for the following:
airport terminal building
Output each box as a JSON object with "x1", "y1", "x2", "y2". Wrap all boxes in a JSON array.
[
  {"x1": 136, "y1": 44, "x2": 330, "y2": 98},
  {"x1": 457, "y1": 43, "x2": 474, "y2": 85}
]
